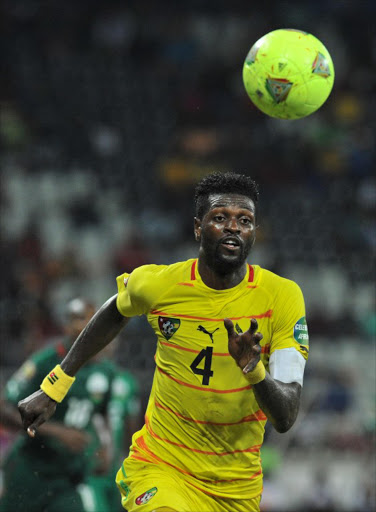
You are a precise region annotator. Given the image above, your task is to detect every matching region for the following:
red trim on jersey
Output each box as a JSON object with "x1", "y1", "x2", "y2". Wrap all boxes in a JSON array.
[
  {"x1": 151, "y1": 309, "x2": 273, "y2": 322},
  {"x1": 190, "y1": 260, "x2": 197, "y2": 280},
  {"x1": 178, "y1": 282, "x2": 194, "y2": 287},
  {"x1": 160, "y1": 340, "x2": 270, "y2": 356},
  {"x1": 157, "y1": 366, "x2": 251, "y2": 393},
  {"x1": 145, "y1": 415, "x2": 261, "y2": 456},
  {"x1": 189, "y1": 469, "x2": 263, "y2": 489},
  {"x1": 191, "y1": 260, "x2": 253, "y2": 283},
  {"x1": 135, "y1": 436, "x2": 262, "y2": 483},
  {"x1": 129, "y1": 453, "x2": 153, "y2": 464},
  {"x1": 160, "y1": 340, "x2": 229, "y2": 356},
  {"x1": 136, "y1": 436, "x2": 196, "y2": 477},
  {"x1": 160, "y1": 341, "x2": 205, "y2": 354},
  {"x1": 155, "y1": 399, "x2": 267, "y2": 425}
]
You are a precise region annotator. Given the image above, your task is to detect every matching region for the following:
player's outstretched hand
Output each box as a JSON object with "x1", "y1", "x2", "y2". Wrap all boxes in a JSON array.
[
  {"x1": 18, "y1": 389, "x2": 57, "y2": 438},
  {"x1": 224, "y1": 318, "x2": 263, "y2": 373}
]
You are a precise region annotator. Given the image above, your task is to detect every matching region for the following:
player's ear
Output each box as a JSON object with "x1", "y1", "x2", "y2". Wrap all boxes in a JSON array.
[{"x1": 194, "y1": 217, "x2": 202, "y2": 242}]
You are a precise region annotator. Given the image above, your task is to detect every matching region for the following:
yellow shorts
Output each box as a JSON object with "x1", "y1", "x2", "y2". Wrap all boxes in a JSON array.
[{"x1": 116, "y1": 457, "x2": 262, "y2": 512}]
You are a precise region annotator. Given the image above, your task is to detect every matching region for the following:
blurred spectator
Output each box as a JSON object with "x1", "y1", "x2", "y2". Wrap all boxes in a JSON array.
[
  {"x1": 113, "y1": 231, "x2": 152, "y2": 275},
  {"x1": 0, "y1": 298, "x2": 141, "y2": 512}
]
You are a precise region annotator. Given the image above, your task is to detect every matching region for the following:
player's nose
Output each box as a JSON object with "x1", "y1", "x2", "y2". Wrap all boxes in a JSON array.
[{"x1": 224, "y1": 218, "x2": 241, "y2": 233}]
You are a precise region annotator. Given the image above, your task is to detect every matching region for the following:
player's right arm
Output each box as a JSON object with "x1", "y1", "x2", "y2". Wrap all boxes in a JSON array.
[
  {"x1": 18, "y1": 295, "x2": 130, "y2": 437},
  {"x1": 1, "y1": 397, "x2": 91, "y2": 451}
]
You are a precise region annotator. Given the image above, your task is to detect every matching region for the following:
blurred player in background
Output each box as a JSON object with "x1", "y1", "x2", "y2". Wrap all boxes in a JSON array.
[
  {"x1": 0, "y1": 298, "x2": 140, "y2": 512},
  {"x1": 18, "y1": 172, "x2": 309, "y2": 512}
]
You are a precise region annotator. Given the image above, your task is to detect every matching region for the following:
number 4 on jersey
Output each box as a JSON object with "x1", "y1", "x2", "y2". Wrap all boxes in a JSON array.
[{"x1": 190, "y1": 346, "x2": 213, "y2": 385}]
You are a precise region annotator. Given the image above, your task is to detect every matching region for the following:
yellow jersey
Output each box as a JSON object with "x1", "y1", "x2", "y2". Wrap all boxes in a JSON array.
[{"x1": 116, "y1": 259, "x2": 308, "y2": 499}]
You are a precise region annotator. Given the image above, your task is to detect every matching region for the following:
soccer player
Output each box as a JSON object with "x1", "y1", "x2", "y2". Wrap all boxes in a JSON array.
[
  {"x1": 18, "y1": 172, "x2": 309, "y2": 512},
  {"x1": 1, "y1": 298, "x2": 139, "y2": 512}
]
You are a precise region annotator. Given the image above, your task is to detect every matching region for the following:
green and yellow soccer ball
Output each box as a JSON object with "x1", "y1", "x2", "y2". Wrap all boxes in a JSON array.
[{"x1": 243, "y1": 29, "x2": 334, "y2": 119}]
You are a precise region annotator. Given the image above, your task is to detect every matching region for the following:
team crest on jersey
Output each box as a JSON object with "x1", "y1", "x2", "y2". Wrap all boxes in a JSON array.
[
  {"x1": 135, "y1": 487, "x2": 158, "y2": 505},
  {"x1": 294, "y1": 317, "x2": 309, "y2": 349},
  {"x1": 158, "y1": 317, "x2": 181, "y2": 340}
]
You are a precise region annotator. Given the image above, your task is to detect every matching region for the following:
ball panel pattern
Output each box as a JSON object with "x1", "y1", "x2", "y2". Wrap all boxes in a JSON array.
[{"x1": 243, "y1": 29, "x2": 335, "y2": 119}]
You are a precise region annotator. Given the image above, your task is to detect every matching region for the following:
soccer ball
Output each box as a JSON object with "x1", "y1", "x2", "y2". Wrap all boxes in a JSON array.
[{"x1": 242, "y1": 29, "x2": 335, "y2": 119}]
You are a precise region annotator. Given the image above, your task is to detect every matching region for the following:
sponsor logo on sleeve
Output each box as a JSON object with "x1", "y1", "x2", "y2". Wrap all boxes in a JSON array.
[
  {"x1": 294, "y1": 317, "x2": 309, "y2": 349},
  {"x1": 135, "y1": 487, "x2": 158, "y2": 505}
]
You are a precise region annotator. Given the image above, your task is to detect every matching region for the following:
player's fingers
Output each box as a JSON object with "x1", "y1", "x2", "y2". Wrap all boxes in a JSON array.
[
  {"x1": 248, "y1": 318, "x2": 258, "y2": 333},
  {"x1": 224, "y1": 318, "x2": 235, "y2": 336},
  {"x1": 253, "y1": 342, "x2": 262, "y2": 356},
  {"x1": 27, "y1": 426, "x2": 36, "y2": 438},
  {"x1": 243, "y1": 357, "x2": 260, "y2": 374},
  {"x1": 253, "y1": 332, "x2": 263, "y2": 344},
  {"x1": 27, "y1": 414, "x2": 47, "y2": 438},
  {"x1": 19, "y1": 410, "x2": 35, "y2": 434}
]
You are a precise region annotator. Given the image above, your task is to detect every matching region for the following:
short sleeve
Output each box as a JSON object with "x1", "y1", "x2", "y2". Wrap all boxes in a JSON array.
[
  {"x1": 116, "y1": 266, "x2": 150, "y2": 317},
  {"x1": 270, "y1": 280, "x2": 309, "y2": 361}
]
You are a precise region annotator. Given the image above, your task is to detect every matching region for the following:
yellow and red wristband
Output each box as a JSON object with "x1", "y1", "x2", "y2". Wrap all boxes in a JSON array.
[
  {"x1": 40, "y1": 365, "x2": 76, "y2": 403},
  {"x1": 242, "y1": 360, "x2": 266, "y2": 385}
]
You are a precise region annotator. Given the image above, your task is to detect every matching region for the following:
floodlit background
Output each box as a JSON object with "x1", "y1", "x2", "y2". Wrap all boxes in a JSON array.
[{"x1": 1, "y1": 1, "x2": 375, "y2": 511}]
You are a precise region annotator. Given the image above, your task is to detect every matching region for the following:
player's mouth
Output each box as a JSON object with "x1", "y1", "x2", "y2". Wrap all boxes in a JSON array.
[{"x1": 220, "y1": 236, "x2": 241, "y2": 251}]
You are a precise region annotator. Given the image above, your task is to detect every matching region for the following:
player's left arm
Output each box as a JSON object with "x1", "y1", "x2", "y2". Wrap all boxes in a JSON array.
[
  {"x1": 252, "y1": 367, "x2": 301, "y2": 434},
  {"x1": 225, "y1": 318, "x2": 301, "y2": 432},
  {"x1": 225, "y1": 281, "x2": 308, "y2": 433}
]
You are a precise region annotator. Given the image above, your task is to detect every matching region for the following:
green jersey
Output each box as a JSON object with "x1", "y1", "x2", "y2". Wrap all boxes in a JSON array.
[{"x1": 5, "y1": 339, "x2": 139, "y2": 482}]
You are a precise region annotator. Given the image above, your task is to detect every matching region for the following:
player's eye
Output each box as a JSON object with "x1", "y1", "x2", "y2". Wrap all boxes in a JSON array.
[
  {"x1": 240, "y1": 217, "x2": 252, "y2": 224},
  {"x1": 213, "y1": 215, "x2": 225, "y2": 222}
]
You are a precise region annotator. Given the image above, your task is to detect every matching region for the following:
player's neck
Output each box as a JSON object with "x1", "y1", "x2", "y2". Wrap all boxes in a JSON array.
[{"x1": 197, "y1": 258, "x2": 247, "y2": 290}]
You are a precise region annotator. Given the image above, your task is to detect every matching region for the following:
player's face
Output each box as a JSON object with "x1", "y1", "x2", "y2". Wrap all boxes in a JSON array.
[{"x1": 195, "y1": 194, "x2": 256, "y2": 274}]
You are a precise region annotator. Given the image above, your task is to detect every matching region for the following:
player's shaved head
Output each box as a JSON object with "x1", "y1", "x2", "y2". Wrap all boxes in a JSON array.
[
  {"x1": 64, "y1": 298, "x2": 96, "y2": 341},
  {"x1": 66, "y1": 298, "x2": 95, "y2": 319},
  {"x1": 194, "y1": 172, "x2": 259, "y2": 219}
]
